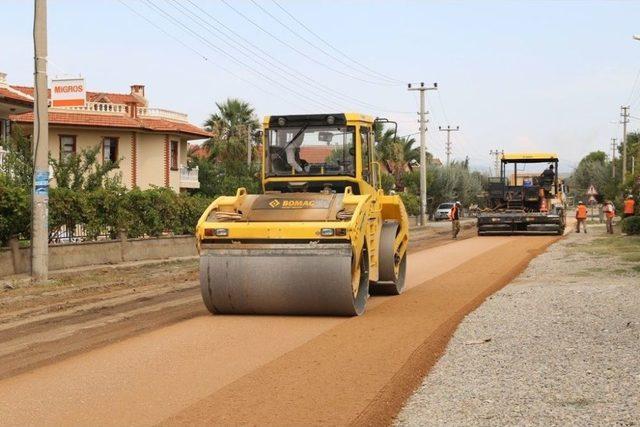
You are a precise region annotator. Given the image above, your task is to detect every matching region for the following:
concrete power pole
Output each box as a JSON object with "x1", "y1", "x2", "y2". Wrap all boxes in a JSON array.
[
  {"x1": 621, "y1": 105, "x2": 629, "y2": 178},
  {"x1": 438, "y1": 125, "x2": 460, "y2": 165},
  {"x1": 611, "y1": 137, "x2": 617, "y2": 178},
  {"x1": 489, "y1": 149, "x2": 504, "y2": 177},
  {"x1": 32, "y1": 0, "x2": 49, "y2": 283},
  {"x1": 408, "y1": 82, "x2": 438, "y2": 226},
  {"x1": 246, "y1": 125, "x2": 252, "y2": 167}
]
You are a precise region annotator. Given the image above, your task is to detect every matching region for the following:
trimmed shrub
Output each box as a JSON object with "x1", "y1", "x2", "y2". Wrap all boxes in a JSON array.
[
  {"x1": 380, "y1": 173, "x2": 395, "y2": 194},
  {"x1": 621, "y1": 216, "x2": 640, "y2": 235},
  {"x1": 49, "y1": 187, "x2": 87, "y2": 241},
  {"x1": 400, "y1": 192, "x2": 420, "y2": 216},
  {"x1": 0, "y1": 175, "x2": 30, "y2": 245}
]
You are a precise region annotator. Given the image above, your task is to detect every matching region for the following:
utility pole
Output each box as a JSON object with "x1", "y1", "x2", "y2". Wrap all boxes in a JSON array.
[
  {"x1": 438, "y1": 125, "x2": 460, "y2": 165},
  {"x1": 489, "y1": 149, "x2": 504, "y2": 177},
  {"x1": 611, "y1": 137, "x2": 617, "y2": 178},
  {"x1": 32, "y1": 0, "x2": 49, "y2": 283},
  {"x1": 246, "y1": 125, "x2": 252, "y2": 167},
  {"x1": 621, "y1": 105, "x2": 629, "y2": 178},
  {"x1": 408, "y1": 82, "x2": 438, "y2": 226}
]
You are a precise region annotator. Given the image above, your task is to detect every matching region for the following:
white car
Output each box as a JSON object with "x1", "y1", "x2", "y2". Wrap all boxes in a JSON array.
[{"x1": 434, "y1": 202, "x2": 456, "y2": 221}]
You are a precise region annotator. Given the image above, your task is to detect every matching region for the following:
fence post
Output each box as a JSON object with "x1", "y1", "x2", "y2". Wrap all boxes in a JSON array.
[
  {"x1": 119, "y1": 230, "x2": 127, "y2": 263},
  {"x1": 9, "y1": 237, "x2": 21, "y2": 275}
]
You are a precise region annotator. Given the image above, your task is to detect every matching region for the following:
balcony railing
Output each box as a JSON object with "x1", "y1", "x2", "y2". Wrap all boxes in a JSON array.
[
  {"x1": 137, "y1": 107, "x2": 188, "y2": 123},
  {"x1": 52, "y1": 101, "x2": 130, "y2": 114},
  {"x1": 180, "y1": 165, "x2": 200, "y2": 189}
]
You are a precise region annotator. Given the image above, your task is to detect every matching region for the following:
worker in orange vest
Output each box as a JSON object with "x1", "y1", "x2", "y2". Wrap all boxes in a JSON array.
[
  {"x1": 575, "y1": 201, "x2": 588, "y2": 233},
  {"x1": 448, "y1": 201, "x2": 461, "y2": 239},
  {"x1": 603, "y1": 200, "x2": 616, "y2": 234},
  {"x1": 623, "y1": 195, "x2": 636, "y2": 218}
]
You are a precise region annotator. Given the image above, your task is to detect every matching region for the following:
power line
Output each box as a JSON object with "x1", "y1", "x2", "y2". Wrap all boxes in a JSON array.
[
  {"x1": 251, "y1": 0, "x2": 402, "y2": 85},
  {"x1": 164, "y1": 0, "x2": 351, "y2": 111},
  {"x1": 118, "y1": 0, "x2": 312, "y2": 112},
  {"x1": 141, "y1": 0, "x2": 339, "y2": 111},
  {"x1": 220, "y1": 0, "x2": 399, "y2": 87},
  {"x1": 270, "y1": 0, "x2": 404, "y2": 85},
  {"x1": 118, "y1": 0, "x2": 209, "y2": 61},
  {"x1": 627, "y1": 67, "x2": 640, "y2": 106},
  {"x1": 176, "y1": 0, "x2": 412, "y2": 115}
]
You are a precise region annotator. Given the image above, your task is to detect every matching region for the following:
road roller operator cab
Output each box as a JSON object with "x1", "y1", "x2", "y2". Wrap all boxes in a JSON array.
[
  {"x1": 195, "y1": 113, "x2": 410, "y2": 316},
  {"x1": 262, "y1": 113, "x2": 382, "y2": 196}
]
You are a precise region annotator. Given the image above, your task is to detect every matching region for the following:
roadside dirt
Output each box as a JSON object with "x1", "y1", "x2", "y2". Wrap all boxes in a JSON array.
[
  {"x1": 0, "y1": 222, "x2": 475, "y2": 380},
  {"x1": 0, "y1": 233, "x2": 558, "y2": 426}
]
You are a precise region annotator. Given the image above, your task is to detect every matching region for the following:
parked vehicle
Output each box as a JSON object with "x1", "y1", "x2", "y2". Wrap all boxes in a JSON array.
[{"x1": 433, "y1": 202, "x2": 455, "y2": 221}]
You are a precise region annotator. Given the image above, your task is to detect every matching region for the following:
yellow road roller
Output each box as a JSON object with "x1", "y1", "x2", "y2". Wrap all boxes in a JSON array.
[{"x1": 195, "y1": 113, "x2": 409, "y2": 316}]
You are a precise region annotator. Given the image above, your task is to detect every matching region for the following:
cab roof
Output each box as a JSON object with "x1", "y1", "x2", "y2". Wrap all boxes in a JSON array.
[
  {"x1": 501, "y1": 152, "x2": 559, "y2": 163},
  {"x1": 263, "y1": 112, "x2": 375, "y2": 127}
]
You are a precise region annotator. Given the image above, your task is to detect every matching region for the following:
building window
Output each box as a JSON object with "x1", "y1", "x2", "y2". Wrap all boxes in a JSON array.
[
  {"x1": 59, "y1": 135, "x2": 76, "y2": 160},
  {"x1": 102, "y1": 137, "x2": 119, "y2": 165},
  {"x1": 170, "y1": 140, "x2": 178, "y2": 170}
]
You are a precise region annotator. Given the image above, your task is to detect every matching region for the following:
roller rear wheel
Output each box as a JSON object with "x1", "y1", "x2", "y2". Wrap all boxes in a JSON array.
[{"x1": 370, "y1": 222, "x2": 406, "y2": 295}]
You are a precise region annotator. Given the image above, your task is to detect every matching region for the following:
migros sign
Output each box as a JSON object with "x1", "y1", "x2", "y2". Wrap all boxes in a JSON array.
[{"x1": 51, "y1": 78, "x2": 86, "y2": 107}]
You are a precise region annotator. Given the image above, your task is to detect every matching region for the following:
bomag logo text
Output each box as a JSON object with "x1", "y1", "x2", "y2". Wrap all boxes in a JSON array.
[{"x1": 276, "y1": 200, "x2": 316, "y2": 208}]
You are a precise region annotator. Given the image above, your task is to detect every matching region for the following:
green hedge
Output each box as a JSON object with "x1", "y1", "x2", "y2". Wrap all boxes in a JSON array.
[
  {"x1": 0, "y1": 175, "x2": 30, "y2": 245},
  {"x1": 0, "y1": 182, "x2": 213, "y2": 246},
  {"x1": 621, "y1": 216, "x2": 640, "y2": 235},
  {"x1": 400, "y1": 192, "x2": 420, "y2": 216}
]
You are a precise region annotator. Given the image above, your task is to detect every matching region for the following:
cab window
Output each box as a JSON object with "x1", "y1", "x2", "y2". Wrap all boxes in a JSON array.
[{"x1": 360, "y1": 127, "x2": 371, "y2": 183}]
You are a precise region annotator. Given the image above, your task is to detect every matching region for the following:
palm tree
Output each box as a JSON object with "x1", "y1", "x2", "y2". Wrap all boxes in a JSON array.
[
  {"x1": 398, "y1": 136, "x2": 420, "y2": 172},
  {"x1": 375, "y1": 127, "x2": 398, "y2": 174},
  {"x1": 203, "y1": 99, "x2": 259, "y2": 161}
]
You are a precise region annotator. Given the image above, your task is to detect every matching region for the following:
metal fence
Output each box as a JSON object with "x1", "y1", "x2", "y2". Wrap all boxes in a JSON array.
[{"x1": 48, "y1": 224, "x2": 113, "y2": 244}]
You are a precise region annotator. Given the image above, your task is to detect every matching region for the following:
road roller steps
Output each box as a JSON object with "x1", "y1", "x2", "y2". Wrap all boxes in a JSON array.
[{"x1": 195, "y1": 113, "x2": 410, "y2": 315}]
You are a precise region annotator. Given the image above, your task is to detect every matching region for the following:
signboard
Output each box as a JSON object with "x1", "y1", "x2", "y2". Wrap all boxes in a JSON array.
[
  {"x1": 51, "y1": 78, "x2": 85, "y2": 107},
  {"x1": 34, "y1": 170, "x2": 49, "y2": 196},
  {"x1": 586, "y1": 184, "x2": 598, "y2": 196}
]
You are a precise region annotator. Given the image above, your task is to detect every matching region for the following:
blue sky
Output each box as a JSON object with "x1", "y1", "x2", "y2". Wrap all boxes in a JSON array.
[{"x1": 3, "y1": 0, "x2": 640, "y2": 172}]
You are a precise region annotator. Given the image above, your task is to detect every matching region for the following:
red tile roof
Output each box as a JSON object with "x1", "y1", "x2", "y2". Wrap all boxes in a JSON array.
[
  {"x1": 0, "y1": 87, "x2": 33, "y2": 106},
  {"x1": 300, "y1": 146, "x2": 334, "y2": 163},
  {"x1": 10, "y1": 86, "x2": 142, "y2": 105},
  {"x1": 188, "y1": 143, "x2": 210, "y2": 159},
  {"x1": 139, "y1": 118, "x2": 211, "y2": 138},
  {"x1": 11, "y1": 111, "x2": 211, "y2": 139}
]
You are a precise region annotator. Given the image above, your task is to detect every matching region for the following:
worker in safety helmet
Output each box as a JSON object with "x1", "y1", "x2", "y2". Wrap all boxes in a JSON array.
[
  {"x1": 623, "y1": 195, "x2": 636, "y2": 218},
  {"x1": 603, "y1": 200, "x2": 615, "y2": 234},
  {"x1": 449, "y1": 201, "x2": 462, "y2": 239},
  {"x1": 575, "y1": 201, "x2": 588, "y2": 233}
]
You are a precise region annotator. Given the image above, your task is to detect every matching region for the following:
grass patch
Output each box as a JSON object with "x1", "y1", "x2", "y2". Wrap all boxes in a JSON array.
[
  {"x1": 575, "y1": 235, "x2": 640, "y2": 255},
  {"x1": 569, "y1": 235, "x2": 640, "y2": 276}
]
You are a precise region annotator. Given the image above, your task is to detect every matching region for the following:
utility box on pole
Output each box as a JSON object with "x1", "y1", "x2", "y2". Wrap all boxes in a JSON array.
[{"x1": 32, "y1": 0, "x2": 49, "y2": 283}]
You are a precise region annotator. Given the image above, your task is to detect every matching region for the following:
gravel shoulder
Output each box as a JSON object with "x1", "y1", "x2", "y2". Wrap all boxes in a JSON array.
[{"x1": 396, "y1": 224, "x2": 640, "y2": 426}]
